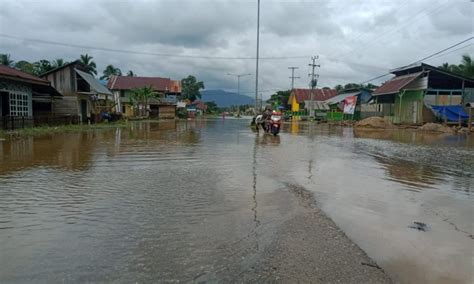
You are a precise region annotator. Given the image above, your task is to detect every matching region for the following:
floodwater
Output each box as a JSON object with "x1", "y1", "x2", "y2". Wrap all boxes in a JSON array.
[{"x1": 0, "y1": 119, "x2": 472, "y2": 283}]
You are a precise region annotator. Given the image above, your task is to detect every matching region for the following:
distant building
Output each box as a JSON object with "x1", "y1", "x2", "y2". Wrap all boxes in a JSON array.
[
  {"x1": 108, "y1": 76, "x2": 181, "y2": 119},
  {"x1": 41, "y1": 61, "x2": 113, "y2": 123},
  {"x1": 0, "y1": 65, "x2": 61, "y2": 129},
  {"x1": 287, "y1": 88, "x2": 338, "y2": 112},
  {"x1": 372, "y1": 63, "x2": 474, "y2": 125}
]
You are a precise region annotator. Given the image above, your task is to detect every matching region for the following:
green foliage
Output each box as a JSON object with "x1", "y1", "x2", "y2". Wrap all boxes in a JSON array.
[
  {"x1": 0, "y1": 54, "x2": 14, "y2": 67},
  {"x1": 438, "y1": 54, "x2": 474, "y2": 78},
  {"x1": 181, "y1": 75, "x2": 205, "y2": 102},
  {"x1": 205, "y1": 101, "x2": 218, "y2": 113},
  {"x1": 52, "y1": 58, "x2": 68, "y2": 68},
  {"x1": 127, "y1": 70, "x2": 136, "y2": 77},
  {"x1": 101, "y1": 64, "x2": 122, "y2": 80},
  {"x1": 14, "y1": 60, "x2": 36, "y2": 75},
  {"x1": 79, "y1": 54, "x2": 97, "y2": 75},
  {"x1": 334, "y1": 84, "x2": 343, "y2": 92},
  {"x1": 130, "y1": 86, "x2": 157, "y2": 116},
  {"x1": 333, "y1": 83, "x2": 379, "y2": 93},
  {"x1": 34, "y1": 59, "x2": 54, "y2": 75},
  {"x1": 267, "y1": 90, "x2": 291, "y2": 108}
]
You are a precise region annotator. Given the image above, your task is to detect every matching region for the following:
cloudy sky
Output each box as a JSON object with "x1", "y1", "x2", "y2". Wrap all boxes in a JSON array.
[{"x1": 0, "y1": 0, "x2": 472, "y2": 99}]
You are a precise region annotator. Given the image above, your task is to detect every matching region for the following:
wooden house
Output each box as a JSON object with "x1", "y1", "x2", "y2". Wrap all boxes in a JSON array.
[
  {"x1": 107, "y1": 76, "x2": 181, "y2": 119},
  {"x1": 287, "y1": 88, "x2": 338, "y2": 112},
  {"x1": 372, "y1": 63, "x2": 474, "y2": 125},
  {"x1": 41, "y1": 61, "x2": 113, "y2": 123},
  {"x1": 0, "y1": 65, "x2": 62, "y2": 129}
]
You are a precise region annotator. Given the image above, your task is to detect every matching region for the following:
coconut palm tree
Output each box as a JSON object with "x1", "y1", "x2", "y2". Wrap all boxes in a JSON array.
[
  {"x1": 52, "y1": 58, "x2": 68, "y2": 68},
  {"x1": 79, "y1": 54, "x2": 97, "y2": 75},
  {"x1": 100, "y1": 64, "x2": 122, "y2": 80},
  {"x1": 0, "y1": 54, "x2": 14, "y2": 67},
  {"x1": 459, "y1": 54, "x2": 474, "y2": 78}
]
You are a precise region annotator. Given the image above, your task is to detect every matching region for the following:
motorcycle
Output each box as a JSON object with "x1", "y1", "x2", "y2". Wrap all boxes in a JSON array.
[{"x1": 269, "y1": 112, "x2": 282, "y2": 136}]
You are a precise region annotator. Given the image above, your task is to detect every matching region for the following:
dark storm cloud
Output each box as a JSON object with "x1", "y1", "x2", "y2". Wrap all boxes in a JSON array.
[{"x1": 0, "y1": 0, "x2": 472, "y2": 98}]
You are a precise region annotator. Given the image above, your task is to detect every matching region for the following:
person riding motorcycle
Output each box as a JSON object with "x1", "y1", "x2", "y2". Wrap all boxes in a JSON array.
[{"x1": 261, "y1": 107, "x2": 273, "y2": 132}]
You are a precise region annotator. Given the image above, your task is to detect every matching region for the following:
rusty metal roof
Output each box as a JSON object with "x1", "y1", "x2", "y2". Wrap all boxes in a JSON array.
[
  {"x1": 108, "y1": 75, "x2": 180, "y2": 92},
  {"x1": 289, "y1": 88, "x2": 338, "y2": 104},
  {"x1": 0, "y1": 64, "x2": 50, "y2": 85},
  {"x1": 372, "y1": 72, "x2": 424, "y2": 96}
]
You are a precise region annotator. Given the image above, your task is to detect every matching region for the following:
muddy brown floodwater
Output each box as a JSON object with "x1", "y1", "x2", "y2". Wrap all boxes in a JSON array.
[{"x1": 0, "y1": 119, "x2": 472, "y2": 283}]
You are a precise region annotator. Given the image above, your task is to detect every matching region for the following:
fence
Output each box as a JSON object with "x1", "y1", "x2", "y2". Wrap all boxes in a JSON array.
[{"x1": 1, "y1": 115, "x2": 80, "y2": 130}]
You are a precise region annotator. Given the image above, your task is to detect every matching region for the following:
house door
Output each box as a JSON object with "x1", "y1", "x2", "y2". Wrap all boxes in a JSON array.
[
  {"x1": 412, "y1": 101, "x2": 418, "y2": 124},
  {"x1": 80, "y1": 100, "x2": 88, "y2": 122}
]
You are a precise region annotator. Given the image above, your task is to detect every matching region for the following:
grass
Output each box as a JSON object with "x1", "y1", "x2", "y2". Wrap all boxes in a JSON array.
[{"x1": 0, "y1": 120, "x2": 128, "y2": 139}]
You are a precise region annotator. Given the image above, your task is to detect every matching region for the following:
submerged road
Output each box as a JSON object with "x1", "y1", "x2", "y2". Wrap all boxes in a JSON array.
[{"x1": 0, "y1": 119, "x2": 472, "y2": 283}]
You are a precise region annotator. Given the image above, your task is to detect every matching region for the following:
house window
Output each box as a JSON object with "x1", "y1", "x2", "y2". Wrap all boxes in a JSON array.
[{"x1": 9, "y1": 93, "x2": 29, "y2": 116}]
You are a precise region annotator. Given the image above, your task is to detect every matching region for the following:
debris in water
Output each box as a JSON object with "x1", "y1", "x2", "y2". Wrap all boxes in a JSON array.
[{"x1": 408, "y1": 221, "x2": 429, "y2": 232}]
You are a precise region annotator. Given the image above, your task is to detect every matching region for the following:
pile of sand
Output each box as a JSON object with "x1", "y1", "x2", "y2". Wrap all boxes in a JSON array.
[
  {"x1": 419, "y1": 123, "x2": 456, "y2": 134},
  {"x1": 355, "y1": 117, "x2": 394, "y2": 129}
]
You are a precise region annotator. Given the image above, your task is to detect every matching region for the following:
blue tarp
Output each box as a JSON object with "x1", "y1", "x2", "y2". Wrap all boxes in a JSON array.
[{"x1": 431, "y1": 105, "x2": 469, "y2": 121}]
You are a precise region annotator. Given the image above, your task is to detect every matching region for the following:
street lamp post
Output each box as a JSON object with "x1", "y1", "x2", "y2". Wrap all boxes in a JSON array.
[
  {"x1": 227, "y1": 73, "x2": 251, "y2": 97},
  {"x1": 255, "y1": 0, "x2": 260, "y2": 114}
]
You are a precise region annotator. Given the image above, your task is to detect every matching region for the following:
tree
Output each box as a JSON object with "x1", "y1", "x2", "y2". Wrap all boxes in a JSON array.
[
  {"x1": 459, "y1": 54, "x2": 474, "y2": 78},
  {"x1": 127, "y1": 70, "x2": 136, "y2": 77},
  {"x1": 14, "y1": 60, "x2": 36, "y2": 75},
  {"x1": 79, "y1": 54, "x2": 97, "y2": 75},
  {"x1": 181, "y1": 75, "x2": 205, "y2": 102},
  {"x1": 101, "y1": 64, "x2": 122, "y2": 80},
  {"x1": 267, "y1": 90, "x2": 291, "y2": 109},
  {"x1": 334, "y1": 84, "x2": 343, "y2": 92},
  {"x1": 130, "y1": 86, "x2": 157, "y2": 117},
  {"x1": 205, "y1": 101, "x2": 218, "y2": 113},
  {"x1": 34, "y1": 59, "x2": 54, "y2": 75},
  {"x1": 52, "y1": 58, "x2": 68, "y2": 68},
  {"x1": 0, "y1": 54, "x2": 14, "y2": 67}
]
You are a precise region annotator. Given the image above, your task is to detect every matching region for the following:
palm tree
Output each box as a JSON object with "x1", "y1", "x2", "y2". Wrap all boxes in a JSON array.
[
  {"x1": 52, "y1": 58, "x2": 68, "y2": 68},
  {"x1": 130, "y1": 86, "x2": 157, "y2": 117},
  {"x1": 459, "y1": 54, "x2": 474, "y2": 78},
  {"x1": 439, "y1": 62, "x2": 450, "y2": 71},
  {"x1": 127, "y1": 70, "x2": 136, "y2": 77},
  {"x1": 0, "y1": 54, "x2": 14, "y2": 67},
  {"x1": 100, "y1": 64, "x2": 122, "y2": 80},
  {"x1": 79, "y1": 54, "x2": 97, "y2": 75}
]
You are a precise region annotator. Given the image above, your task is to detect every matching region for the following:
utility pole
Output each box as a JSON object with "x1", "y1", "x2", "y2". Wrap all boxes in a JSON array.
[
  {"x1": 255, "y1": 0, "x2": 260, "y2": 114},
  {"x1": 227, "y1": 73, "x2": 251, "y2": 97},
  {"x1": 308, "y1": 56, "x2": 320, "y2": 117},
  {"x1": 288, "y1": 67, "x2": 300, "y2": 90}
]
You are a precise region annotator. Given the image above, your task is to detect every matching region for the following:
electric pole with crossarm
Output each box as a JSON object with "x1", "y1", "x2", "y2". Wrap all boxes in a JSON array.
[
  {"x1": 308, "y1": 56, "x2": 320, "y2": 117},
  {"x1": 288, "y1": 67, "x2": 300, "y2": 90}
]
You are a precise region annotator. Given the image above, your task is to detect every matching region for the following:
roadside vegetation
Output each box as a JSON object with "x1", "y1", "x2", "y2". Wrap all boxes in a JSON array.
[{"x1": 0, "y1": 121, "x2": 127, "y2": 139}]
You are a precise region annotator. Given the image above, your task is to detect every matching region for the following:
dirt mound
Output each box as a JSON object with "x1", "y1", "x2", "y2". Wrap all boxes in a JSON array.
[
  {"x1": 419, "y1": 123, "x2": 456, "y2": 134},
  {"x1": 355, "y1": 117, "x2": 393, "y2": 129}
]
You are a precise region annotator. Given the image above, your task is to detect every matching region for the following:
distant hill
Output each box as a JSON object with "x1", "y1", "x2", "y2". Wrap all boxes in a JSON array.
[{"x1": 201, "y1": 90, "x2": 254, "y2": 107}]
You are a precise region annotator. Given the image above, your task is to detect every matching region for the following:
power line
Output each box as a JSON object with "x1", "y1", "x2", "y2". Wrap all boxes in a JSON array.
[
  {"x1": 360, "y1": 37, "x2": 474, "y2": 84},
  {"x1": 0, "y1": 33, "x2": 309, "y2": 60}
]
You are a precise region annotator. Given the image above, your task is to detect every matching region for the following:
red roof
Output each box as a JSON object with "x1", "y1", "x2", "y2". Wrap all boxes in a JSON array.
[
  {"x1": 290, "y1": 88, "x2": 338, "y2": 104},
  {"x1": 108, "y1": 76, "x2": 181, "y2": 92},
  {"x1": 373, "y1": 72, "x2": 423, "y2": 96},
  {"x1": 0, "y1": 65, "x2": 49, "y2": 85}
]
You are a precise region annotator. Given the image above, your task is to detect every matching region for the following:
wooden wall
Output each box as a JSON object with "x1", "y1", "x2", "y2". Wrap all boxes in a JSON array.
[{"x1": 158, "y1": 105, "x2": 176, "y2": 119}]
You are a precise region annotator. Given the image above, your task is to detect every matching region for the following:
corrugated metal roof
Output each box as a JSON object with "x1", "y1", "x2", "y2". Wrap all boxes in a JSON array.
[
  {"x1": 107, "y1": 75, "x2": 173, "y2": 92},
  {"x1": 289, "y1": 88, "x2": 338, "y2": 104},
  {"x1": 372, "y1": 72, "x2": 423, "y2": 96},
  {"x1": 0, "y1": 64, "x2": 50, "y2": 85},
  {"x1": 75, "y1": 68, "x2": 112, "y2": 96},
  {"x1": 324, "y1": 92, "x2": 359, "y2": 104}
]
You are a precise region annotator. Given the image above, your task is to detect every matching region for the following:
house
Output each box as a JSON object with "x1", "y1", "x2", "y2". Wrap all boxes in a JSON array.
[
  {"x1": 288, "y1": 88, "x2": 338, "y2": 112},
  {"x1": 0, "y1": 65, "x2": 62, "y2": 129},
  {"x1": 107, "y1": 76, "x2": 181, "y2": 119},
  {"x1": 372, "y1": 63, "x2": 474, "y2": 125},
  {"x1": 41, "y1": 61, "x2": 113, "y2": 123},
  {"x1": 322, "y1": 88, "x2": 375, "y2": 120}
]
